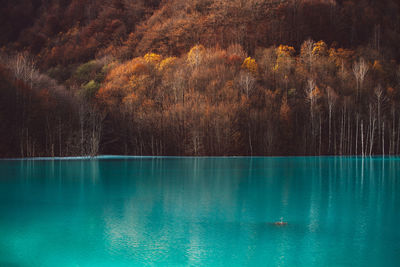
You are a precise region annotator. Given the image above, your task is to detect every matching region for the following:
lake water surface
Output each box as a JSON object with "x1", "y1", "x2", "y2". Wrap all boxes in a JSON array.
[{"x1": 0, "y1": 157, "x2": 399, "y2": 266}]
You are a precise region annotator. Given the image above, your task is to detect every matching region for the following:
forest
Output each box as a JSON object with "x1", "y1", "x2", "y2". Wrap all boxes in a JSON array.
[{"x1": 1, "y1": 0, "x2": 400, "y2": 157}]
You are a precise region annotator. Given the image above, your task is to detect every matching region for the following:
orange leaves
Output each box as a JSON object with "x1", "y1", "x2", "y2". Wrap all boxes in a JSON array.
[
  {"x1": 227, "y1": 54, "x2": 242, "y2": 66},
  {"x1": 329, "y1": 47, "x2": 354, "y2": 67},
  {"x1": 373, "y1": 60, "x2": 383, "y2": 73},
  {"x1": 96, "y1": 86, "x2": 121, "y2": 107},
  {"x1": 312, "y1": 41, "x2": 328, "y2": 56},
  {"x1": 227, "y1": 44, "x2": 247, "y2": 60},
  {"x1": 387, "y1": 87, "x2": 395, "y2": 97},
  {"x1": 277, "y1": 45, "x2": 295, "y2": 57},
  {"x1": 106, "y1": 58, "x2": 148, "y2": 82},
  {"x1": 96, "y1": 55, "x2": 160, "y2": 111},
  {"x1": 311, "y1": 85, "x2": 322, "y2": 99},
  {"x1": 122, "y1": 92, "x2": 138, "y2": 107},
  {"x1": 242, "y1": 57, "x2": 258, "y2": 75},
  {"x1": 130, "y1": 62, "x2": 149, "y2": 76},
  {"x1": 97, "y1": 61, "x2": 133, "y2": 108}
]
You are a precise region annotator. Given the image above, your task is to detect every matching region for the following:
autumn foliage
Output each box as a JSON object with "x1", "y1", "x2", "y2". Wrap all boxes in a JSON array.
[{"x1": 1, "y1": 0, "x2": 400, "y2": 157}]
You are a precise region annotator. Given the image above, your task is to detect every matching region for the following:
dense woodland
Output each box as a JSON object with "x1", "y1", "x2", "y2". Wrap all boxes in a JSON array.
[{"x1": 1, "y1": 0, "x2": 400, "y2": 157}]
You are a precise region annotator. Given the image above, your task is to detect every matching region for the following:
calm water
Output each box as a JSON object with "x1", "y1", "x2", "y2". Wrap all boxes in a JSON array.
[{"x1": 0, "y1": 157, "x2": 399, "y2": 266}]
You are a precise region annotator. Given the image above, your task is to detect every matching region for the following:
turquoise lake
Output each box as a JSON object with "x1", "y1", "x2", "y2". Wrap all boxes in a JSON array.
[{"x1": 0, "y1": 157, "x2": 399, "y2": 266}]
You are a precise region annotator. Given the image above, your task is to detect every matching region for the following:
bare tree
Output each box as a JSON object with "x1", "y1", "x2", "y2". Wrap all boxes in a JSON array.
[
  {"x1": 301, "y1": 39, "x2": 315, "y2": 72},
  {"x1": 352, "y1": 58, "x2": 369, "y2": 98},
  {"x1": 239, "y1": 71, "x2": 256, "y2": 98},
  {"x1": 326, "y1": 86, "x2": 337, "y2": 153},
  {"x1": 361, "y1": 120, "x2": 365, "y2": 157},
  {"x1": 306, "y1": 79, "x2": 317, "y2": 120},
  {"x1": 88, "y1": 107, "x2": 103, "y2": 157},
  {"x1": 238, "y1": 71, "x2": 256, "y2": 155},
  {"x1": 368, "y1": 103, "x2": 377, "y2": 156},
  {"x1": 374, "y1": 84, "x2": 387, "y2": 154},
  {"x1": 7, "y1": 53, "x2": 37, "y2": 89},
  {"x1": 389, "y1": 104, "x2": 396, "y2": 155},
  {"x1": 306, "y1": 78, "x2": 317, "y2": 154}
]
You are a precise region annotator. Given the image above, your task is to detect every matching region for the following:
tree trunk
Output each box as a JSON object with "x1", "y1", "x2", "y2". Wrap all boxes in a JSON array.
[
  {"x1": 329, "y1": 107, "x2": 332, "y2": 153},
  {"x1": 361, "y1": 120, "x2": 364, "y2": 157},
  {"x1": 355, "y1": 114, "x2": 359, "y2": 155},
  {"x1": 382, "y1": 121, "x2": 385, "y2": 156}
]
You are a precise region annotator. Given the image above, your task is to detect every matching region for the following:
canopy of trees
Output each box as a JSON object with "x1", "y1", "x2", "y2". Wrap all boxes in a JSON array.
[{"x1": 0, "y1": 0, "x2": 400, "y2": 157}]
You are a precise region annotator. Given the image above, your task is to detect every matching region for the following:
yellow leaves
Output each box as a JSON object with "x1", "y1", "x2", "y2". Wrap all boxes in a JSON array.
[
  {"x1": 144, "y1": 53, "x2": 162, "y2": 64},
  {"x1": 187, "y1": 45, "x2": 206, "y2": 67},
  {"x1": 277, "y1": 45, "x2": 295, "y2": 57},
  {"x1": 159, "y1": 57, "x2": 177, "y2": 71},
  {"x1": 312, "y1": 41, "x2": 328, "y2": 56},
  {"x1": 242, "y1": 57, "x2": 258, "y2": 75},
  {"x1": 274, "y1": 45, "x2": 295, "y2": 74}
]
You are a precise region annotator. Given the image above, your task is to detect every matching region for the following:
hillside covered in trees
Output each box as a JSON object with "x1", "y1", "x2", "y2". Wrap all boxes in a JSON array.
[{"x1": 1, "y1": 0, "x2": 400, "y2": 157}]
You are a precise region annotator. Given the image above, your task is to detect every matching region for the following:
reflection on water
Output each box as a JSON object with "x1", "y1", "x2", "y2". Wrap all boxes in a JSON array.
[{"x1": 0, "y1": 157, "x2": 399, "y2": 266}]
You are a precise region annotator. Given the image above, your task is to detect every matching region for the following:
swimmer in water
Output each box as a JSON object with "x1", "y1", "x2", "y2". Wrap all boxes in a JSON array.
[{"x1": 274, "y1": 217, "x2": 288, "y2": 226}]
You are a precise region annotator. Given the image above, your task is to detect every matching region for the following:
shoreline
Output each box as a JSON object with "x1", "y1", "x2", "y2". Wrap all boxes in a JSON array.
[{"x1": 1, "y1": 155, "x2": 399, "y2": 161}]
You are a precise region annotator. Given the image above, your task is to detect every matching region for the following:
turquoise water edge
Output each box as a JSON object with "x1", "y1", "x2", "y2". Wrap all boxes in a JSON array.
[{"x1": 0, "y1": 157, "x2": 399, "y2": 266}]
